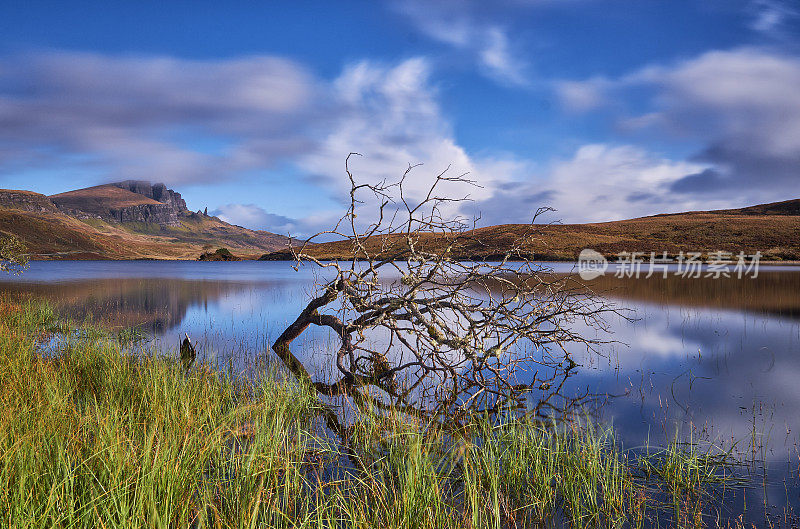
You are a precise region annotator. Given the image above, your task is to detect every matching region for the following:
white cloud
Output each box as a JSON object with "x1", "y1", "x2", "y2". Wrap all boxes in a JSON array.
[
  {"x1": 212, "y1": 203, "x2": 297, "y2": 234},
  {"x1": 393, "y1": 0, "x2": 529, "y2": 86},
  {"x1": 479, "y1": 27, "x2": 529, "y2": 86},
  {"x1": 555, "y1": 79, "x2": 609, "y2": 112},
  {"x1": 7, "y1": 45, "x2": 797, "y2": 234},
  {"x1": 749, "y1": 0, "x2": 799, "y2": 35},
  {"x1": 554, "y1": 48, "x2": 800, "y2": 205},
  {"x1": 0, "y1": 51, "x2": 318, "y2": 185},
  {"x1": 641, "y1": 48, "x2": 800, "y2": 159},
  {"x1": 0, "y1": 49, "x2": 535, "y2": 233},
  {"x1": 300, "y1": 58, "x2": 525, "y2": 228},
  {"x1": 468, "y1": 144, "x2": 712, "y2": 225},
  {"x1": 542, "y1": 144, "x2": 711, "y2": 222},
  {"x1": 393, "y1": 4, "x2": 471, "y2": 47}
]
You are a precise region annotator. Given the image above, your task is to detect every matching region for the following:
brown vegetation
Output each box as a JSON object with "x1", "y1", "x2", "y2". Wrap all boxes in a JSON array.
[
  {"x1": 3, "y1": 178, "x2": 799, "y2": 262},
  {"x1": 0, "y1": 206, "x2": 290, "y2": 259},
  {"x1": 50, "y1": 185, "x2": 161, "y2": 212},
  {"x1": 0, "y1": 181, "x2": 292, "y2": 259},
  {"x1": 262, "y1": 201, "x2": 800, "y2": 262}
]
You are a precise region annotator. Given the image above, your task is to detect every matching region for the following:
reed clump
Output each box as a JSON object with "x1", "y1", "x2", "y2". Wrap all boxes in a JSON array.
[{"x1": 0, "y1": 299, "x2": 737, "y2": 528}]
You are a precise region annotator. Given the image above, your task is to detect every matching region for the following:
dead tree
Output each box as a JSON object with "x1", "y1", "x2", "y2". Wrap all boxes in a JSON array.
[{"x1": 273, "y1": 154, "x2": 614, "y2": 425}]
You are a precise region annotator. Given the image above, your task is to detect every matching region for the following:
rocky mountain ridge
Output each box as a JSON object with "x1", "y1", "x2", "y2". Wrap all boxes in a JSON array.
[
  {"x1": 0, "y1": 181, "x2": 293, "y2": 259},
  {"x1": 111, "y1": 181, "x2": 187, "y2": 208},
  {"x1": 49, "y1": 181, "x2": 193, "y2": 227}
]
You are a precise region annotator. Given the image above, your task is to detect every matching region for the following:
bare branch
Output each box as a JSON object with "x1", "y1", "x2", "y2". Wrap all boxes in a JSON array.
[{"x1": 273, "y1": 158, "x2": 617, "y2": 426}]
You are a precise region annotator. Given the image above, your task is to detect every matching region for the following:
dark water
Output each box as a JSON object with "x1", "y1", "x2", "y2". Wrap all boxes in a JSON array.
[{"x1": 3, "y1": 260, "x2": 800, "y2": 525}]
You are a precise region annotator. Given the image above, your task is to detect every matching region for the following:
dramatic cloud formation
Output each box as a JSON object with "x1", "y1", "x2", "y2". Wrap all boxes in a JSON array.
[
  {"x1": 299, "y1": 57, "x2": 526, "y2": 225},
  {"x1": 467, "y1": 144, "x2": 712, "y2": 225},
  {"x1": 0, "y1": 49, "x2": 536, "y2": 233},
  {"x1": 0, "y1": 51, "x2": 318, "y2": 184},
  {"x1": 555, "y1": 48, "x2": 800, "y2": 209},
  {"x1": 636, "y1": 49, "x2": 800, "y2": 204},
  {"x1": 2, "y1": 41, "x2": 799, "y2": 232},
  {"x1": 388, "y1": 2, "x2": 800, "y2": 222}
]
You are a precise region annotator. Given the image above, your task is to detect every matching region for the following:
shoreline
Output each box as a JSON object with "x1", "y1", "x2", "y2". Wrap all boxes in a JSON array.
[{"x1": 23, "y1": 256, "x2": 800, "y2": 266}]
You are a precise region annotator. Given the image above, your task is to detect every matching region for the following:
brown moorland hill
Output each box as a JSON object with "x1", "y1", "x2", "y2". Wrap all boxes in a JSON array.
[
  {"x1": 50, "y1": 185, "x2": 162, "y2": 213},
  {"x1": 260, "y1": 200, "x2": 800, "y2": 262},
  {"x1": 661, "y1": 198, "x2": 800, "y2": 217},
  {"x1": 0, "y1": 208, "x2": 114, "y2": 259},
  {"x1": 3, "y1": 181, "x2": 798, "y2": 262},
  {"x1": 49, "y1": 182, "x2": 187, "y2": 225},
  {"x1": 0, "y1": 183, "x2": 293, "y2": 260}
]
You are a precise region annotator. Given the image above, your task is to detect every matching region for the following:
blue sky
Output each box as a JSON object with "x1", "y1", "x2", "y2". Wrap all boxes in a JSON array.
[{"x1": 1, "y1": 0, "x2": 799, "y2": 234}]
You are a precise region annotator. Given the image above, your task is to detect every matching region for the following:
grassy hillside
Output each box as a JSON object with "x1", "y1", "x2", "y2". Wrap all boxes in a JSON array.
[
  {"x1": 261, "y1": 201, "x2": 800, "y2": 262},
  {"x1": 0, "y1": 204, "x2": 291, "y2": 260}
]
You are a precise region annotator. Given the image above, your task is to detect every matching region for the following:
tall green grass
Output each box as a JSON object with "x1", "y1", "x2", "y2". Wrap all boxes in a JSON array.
[{"x1": 0, "y1": 299, "x2": 738, "y2": 528}]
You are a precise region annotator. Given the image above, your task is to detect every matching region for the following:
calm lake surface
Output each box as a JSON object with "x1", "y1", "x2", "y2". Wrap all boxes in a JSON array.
[{"x1": 3, "y1": 260, "x2": 800, "y2": 524}]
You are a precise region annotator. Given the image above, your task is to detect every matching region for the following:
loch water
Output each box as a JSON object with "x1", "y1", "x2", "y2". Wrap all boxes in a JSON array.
[{"x1": 3, "y1": 260, "x2": 799, "y2": 525}]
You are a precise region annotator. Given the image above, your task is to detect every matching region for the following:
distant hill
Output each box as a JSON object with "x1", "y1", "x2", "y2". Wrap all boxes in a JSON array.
[
  {"x1": 0, "y1": 181, "x2": 292, "y2": 260},
  {"x1": 50, "y1": 181, "x2": 190, "y2": 226},
  {"x1": 4, "y1": 183, "x2": 799, "y2": 262},
  {"x1": 260, "y1": 199, "x2": 800, "y2": 262},
  {"x1": 678, "y1": 198, "x2": 800, "y2": 217},
  {"x1": 51, "y1": 184, "x2": 163, "y2": 210}
]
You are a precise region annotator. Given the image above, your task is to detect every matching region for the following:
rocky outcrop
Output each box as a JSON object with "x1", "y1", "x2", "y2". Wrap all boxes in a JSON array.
[
  {"x1": 50, "y1": 181, "x2": 191, "y2": 227},
  {"x1": 198, "y1": 248, "x2": 241, "y2": 261},
  {"x1": 0, "y1": 182, "x2": 294, "y2": 260},
  {"x1": 110, "y1": 181, "x2": 188, "y2": 214},
  {"x1": 0, "y1": 190, "x2": 60, "y2": 214},
  {"x1": 114, "y1": 202, "x2": 181, "y2": 225}
]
